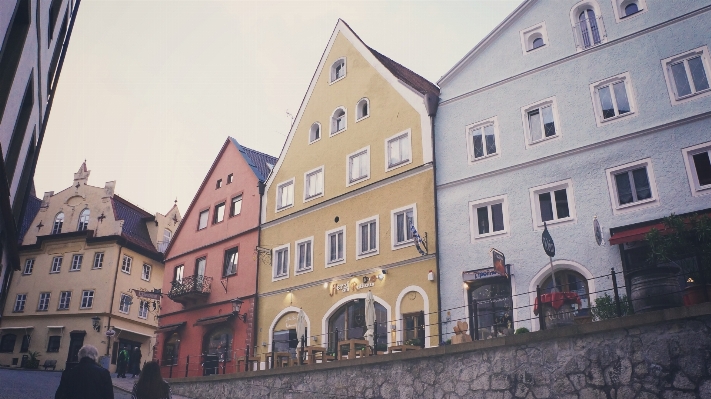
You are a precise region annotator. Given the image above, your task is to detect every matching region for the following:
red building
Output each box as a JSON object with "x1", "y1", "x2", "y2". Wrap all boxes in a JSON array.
[{"x1": 156, "y1": 138, "x2": 276, "y2": 377}]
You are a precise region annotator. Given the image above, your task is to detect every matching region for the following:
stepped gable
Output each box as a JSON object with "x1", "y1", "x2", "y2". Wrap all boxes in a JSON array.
[{"x1": 111, "y1": 195, "x2": 158, "y2": 254}]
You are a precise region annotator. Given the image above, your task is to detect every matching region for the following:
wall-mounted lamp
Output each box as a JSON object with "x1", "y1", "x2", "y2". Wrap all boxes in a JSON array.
[
  {"x1": 428, "y1": 270, "x2": 435, "y2": 281},
  {"x1": 378, "y1": 270, "x2": 387, "y2": 280},
  {"x1": 323, "y1": 282, "x2": 329, "y2": 289},
  {"x1": 231, "y1": 299, "x2": 248, "y2": 322},
  {"x1": 91, "y1": 316, "x2": 101, "y2": 332}
]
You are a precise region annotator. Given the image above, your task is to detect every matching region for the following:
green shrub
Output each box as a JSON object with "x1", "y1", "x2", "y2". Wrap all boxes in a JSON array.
[
  {"x1": 591, "y1": 293, "x2": 631, "y2": 321},
  {"x1": 514, "y1": 327, "x2": 529, "y2": 334}
]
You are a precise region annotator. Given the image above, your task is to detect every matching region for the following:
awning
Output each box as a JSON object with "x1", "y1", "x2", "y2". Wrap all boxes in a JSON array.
[
  {"x1": 70, "y1": 330, "x2": 87, "y2": 335},
  {"x1": 0, "y1": 326, "x2": 34, "y2": 330},
  {"x1": 47, "y1": 326, "x2": 65, "y2": 329},
  {"x1": 609, "y1": 222, "x2": 667, "y2": 245},
  {"x1": 113, "y1": 326, "x2": 153, "y2": 338},
  {"x1": 155, "y1": 322, "x2": 186, "y2": 334},
  {"x1": 194, "y1": 313, "x2": 234, "y2": 327}
]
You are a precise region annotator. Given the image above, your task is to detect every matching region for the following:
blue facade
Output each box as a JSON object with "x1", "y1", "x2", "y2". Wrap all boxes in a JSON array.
[{"x1": 435, "y1": 0, "x2": 711, "y2": 337}]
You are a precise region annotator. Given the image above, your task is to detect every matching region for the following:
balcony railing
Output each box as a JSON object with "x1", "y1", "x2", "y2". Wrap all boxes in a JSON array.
[
  {"x1": 573, "y1": 16, "x2": 606, "y2": 51},
  {"x1": 168, "y1": 275, "x2": 212, "y2": 304}
]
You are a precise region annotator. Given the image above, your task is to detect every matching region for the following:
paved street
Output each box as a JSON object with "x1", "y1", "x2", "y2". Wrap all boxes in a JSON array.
[{"x1": 0, "y1": 368, "x2": 131, "y2": 399}]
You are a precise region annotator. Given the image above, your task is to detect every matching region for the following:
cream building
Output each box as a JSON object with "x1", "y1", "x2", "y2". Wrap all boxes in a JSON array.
[
  {"x1": 257, "y1": 20, "x2": 440, "y2": 363},
  {"x1": 0, "y1": 163, "x2": 180, "y2": 371}
]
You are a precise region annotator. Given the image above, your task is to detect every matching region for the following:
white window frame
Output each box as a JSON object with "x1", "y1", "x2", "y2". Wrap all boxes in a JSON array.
[
  {"x1": 118, "y1": 293, "x2": 132, "y2": 314},
  {"x1": 272, "y1": 244, "x2": 290, "y2": 282},
  {"x1": 605, "y1": 158, "x2": 659, "y2": 214},
  {"x1": 197, "y1": 209, "x2": 209, "y2": 230},
  {"x1": 14, "y1": 294, "x2": 26, "y2": 312},
  {"x1": 519, "y1": 22, "x2": 549, "y2": 54},
  {"x1": 355, "y1": 98, "x2": 370, "y2": 122},
  {"x1": 589, "y1": 72, "x2": 637, "y2": 126},
  {"x1": 329, "y1": 57, "x2": 346, "y2": 84},
  {"x1": 355, "y1": 215, "x2": 379, "y2": 260},
  {"x1": 121, "y1": 255, "x2": 132, "y2": 274},
  {"x1": 610, "y1": 0, "x2": 647, "y2": 22},
  {"x1": 80, "y1": 290, "x2": 94, "y2": 309},
  {"x1": 325, "y1": 226, "x2": 346, "y2": 267},
  {"x1": 70, "y1": 254, "x2": 83, "y2": 271},
  {"x1": 529, "y1": 179, "x2": 577, "y2": 230},
  {"x1": 142, "y1": 264, "x2": 152, "y2": 281},
  {"x1": 468, "y1": 195, "x2": 510, "y2": 241},
  {"x1": 465, "y1": 117, "x2": 500, "y2": 164},
  {"x1": 52, "y1": 212, "x2": 64, "y2": 234},
  {"x1": 92, "y1": 252, "x2": 104, "y2": 269},
  {"x1": 570, "y1": 1, "x2": 607, "y2": 52},
  {"x1": 230, "y1": 195, "x2": 242, "y2": 217},
  {"x1": 309, "y1": 122, "x2": 322, "y2": 144},
  {"x1": 682, "y1": 141, "x2": 711, "y2": 197},
  {"x1": 391, "y1": 203, "x2": 418, "y2": 250},
  {"x1": 303, "y1": 166, "x2": 325, "y2": 202},
  {"x1": 275, "y1": 178, "x2": 295, "y2": 212},
  {"x1": 38, "y1": 292, "x2": 51, "y2": 311},
  {"x1": 294, "y1": 237, "x2": 314, "y2": 275},
  {"x1": 50, "y1": 256, "x2": 62, "y2": 273},
  {"x1": 77, "y1": 208, "x2": 90, "y2": 231},
  {"x1": 385, "y1": 129, "x2": 413, "y2": 172},
  {"x1": 58, "y1": 291, "x2": 71, "y2": 310},
  {"x1": 22, "y1": 259, "x2": 34, "y2": 275},
  {"x1": 662, "y1": 46, "x2": 711, "y2": 105},
  {"x1": 138, "y1": 300, "x2": 149, "y2": 319},
  {"x1": 330, "y1": 107, "x2": 347, "y2": 136},
  {"x1": 521, "y1": 97, "x2": 561, "y2": 149},
  {"x1": 346, "y1": 146, "x2": 371, "y2": 186}
]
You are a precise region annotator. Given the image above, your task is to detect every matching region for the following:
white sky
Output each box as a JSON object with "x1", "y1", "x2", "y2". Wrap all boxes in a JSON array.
[{"x1": 35, "y1": 0, "x2": 522, "y2": 215}]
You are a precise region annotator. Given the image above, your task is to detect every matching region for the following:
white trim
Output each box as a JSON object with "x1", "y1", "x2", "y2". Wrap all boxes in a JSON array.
[
  {"x1": 271, "y1": 243, "x2": 290, "y2": 282},
  {"x1": 528, "y1": 179, "x2": 577, "y2": 231},
  {"x1": 519, "y1": 22, "x2": 549, "y2": 54},
  {"x1": 303, "y1": 166, "x2": 325, "y2": 203},
  {"x1": 268, "y1": 307, "x2": 312, "y2": 353},
  {"x1": 355, "y1": 98, "x2": 370, "y2": 122},
  {"x1": 605, "y1": 158, "x2": 659, "y2": 215},
  {"x1": 346, "y1": 146, "x2": 371, "y2": 187},
  {"x1": 520, "y1": 96, "x2": 561, "y2": 149},
  {"x1": 390, "y1": 203, "x2": 418, "y2": 250},
  {"x1": 610, "y1": 0, "x2": 648, "y2": 23},
  {"x1": 661, "y1": 46, "x2": 711, "y2": 106},
  {"x1": 275, "y1": 178, "x2": 295, "y2": 213},
  {"x1": 384, "y1": 129, "x2": 413, "y2": 172},
  {"x1": 527, "y1": 260, "x2": 597, "y2": 331},
  {"x1": 589, "y1": 71, "x2": 638, "y2": 127},
  {"x1": 329, "y1": 57, "x2": 347, "y2": 85},
  {"x1": 309, "y1": 122, "x2": 322, "y2": 145},
  {"x1": 294, "y1": 236, "x2": 315, "y2": 275},
  {"x1": 355, "y1": 215, "x2": 379, "y2": 260},
  {"x1": 468, "y1": 194, "x2": 510, "y2": 242},
  {"x1": 141, "y1": 264, "x2": 152, "y2": 282},
  {"x1": 321, "y1": 293, "x2": 391, "y2": 350},
  {"x1": 465, "y1": 116, "x2": 500, "y2": 164},
  {"x1": 113, "y1": 326, "x2": 153, "y2": 338},
  {"x1": 330, "y1": 107, "x2": 348, "y2": 137},
  {"x1": 324, "y1": 226, "x2": 346, "y2": 267},
  {"x1": 394, "y1": 286, "x2": 431, "y2": 348},
  {"x1": 682, "y1": 141, "x2": 711, "y2": 197}
]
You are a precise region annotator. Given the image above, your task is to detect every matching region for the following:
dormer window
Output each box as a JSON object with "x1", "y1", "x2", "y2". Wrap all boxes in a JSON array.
[
  {"x1": 77, "y1": 209, "x2": 90, "y2": 231},
  {"x1": 356, "y1": 98, "x2": 369, "y2": 122},
  {"x1": 331, "y1": 107, "x2": 347, "y2": 135},
  {"x1": 309, "y1": 123, "x2": 321, "y2": 143},
  {"x1": 52, "y1": 213, "x2": 64, "y2": 234},
  {"x1": 330, "y1": 58, "x2": 346, "y2": 83}
]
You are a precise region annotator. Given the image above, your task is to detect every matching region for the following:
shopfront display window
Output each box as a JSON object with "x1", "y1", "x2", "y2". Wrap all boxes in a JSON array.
[
  {"x1": 466, "y1": 269, "x2": 513, "y2": 340},
  {"x1": 163, "y1": 333, "x2": 180, "y2": 365},
  {"x1": 542, "y1": 270, "x2": 590, "y2": 310},
  {"x1": 328, "y1": 299, "x2": 387, "y2": 353},
  {"x1": 272, "y1": 329, "x2": 299, "y2": 358}
]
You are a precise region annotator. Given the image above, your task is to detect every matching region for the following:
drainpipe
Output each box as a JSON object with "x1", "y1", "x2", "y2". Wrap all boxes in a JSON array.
[
  {"x1": 106, "y1": 243, "x2": 123, "y2": 356},
  {"x1": 252, "y1": 181, "x2": 265, "y2": 355}
]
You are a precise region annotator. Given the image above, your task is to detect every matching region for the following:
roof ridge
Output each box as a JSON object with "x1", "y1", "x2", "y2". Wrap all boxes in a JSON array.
[{"x1": 112, "y1": 194, "x2": 152, "y2": 217}]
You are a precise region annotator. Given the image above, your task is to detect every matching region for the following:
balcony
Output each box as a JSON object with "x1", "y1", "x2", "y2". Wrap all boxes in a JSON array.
[
  {"x1": 572, "y1": 16, "x2": 606, "y2": 51},
  {"x1": 168, "y1": 275, "x2": 212, "y2": 304}
]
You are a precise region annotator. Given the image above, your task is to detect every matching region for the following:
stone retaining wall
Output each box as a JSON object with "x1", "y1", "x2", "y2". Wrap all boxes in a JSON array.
[{"x1": 169, "y1": 304, "x2": 711, "y2": 398}]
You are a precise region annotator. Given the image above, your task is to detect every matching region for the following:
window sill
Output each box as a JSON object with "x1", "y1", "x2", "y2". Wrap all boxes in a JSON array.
[
  {"x1": 329, "y1": 75, "x2": 346, "y2": 86},
  {"x1": 213, "y1": 220, "x2": 225, "y2": 226},
  {"x1": 386, "y1": 158, "x2": 412, "y2": 173},
  {"x1": 473, "y1": 230, "x2": 509, "y2": 241},
  {"x1": 141, "y1": 277, "x2": 150, "y2": 282},
  {"x1": 528, "y1": 134, "x2": 558, "y2": 147},
  {"x1": 138, "y1": 316, "x2": 147, "y2": 320},
  {"x1": 309, "y1": 137, "x2": 322, "y2": 145},
  {"x1": 223, "y1": 273, "x2": 237, "y2": 279},
  {"x1": 599, "y1": 111, "x2": 634, "y2": 124},
  {"x1": 79, "y1": 307, "x2": 93, "y2": 310},
  {"x1": 276, "y1": 204, "x2": 294, "y2": 213},
  {"x1": 118, "y1": 310, "x2": 130, "y2": 315},
  {"x1": 468, "y1": 152, "x2": 500, "y2": 165},
  {"x1": 22, "y1": 273, "x2": 31, "y2": 276},
  {"x1": 69, "y1": 269, "x2": 80, "y2": 272},
  {"x1": 12, "y1": 310, "x2": 24, "y2": 313},
  {"x1": 673, "y1": 88, "x2": 711, "y2": 104},
  {"x1": 535, "y1": 217, "x2": 575, "y2": 230},
  {"x1": 229, "y1": 213, "x2": 242, "y2": 218},
  {"x1": 272, "y1": 274, "x2": 289, "y2": 282},
  {"x1": 295, "y1": 267, "x2": 313, "y2": 276},
  {"x1": 392, "y1": 240, "x2": 414, "y2": 251},
  {"x1": 356, "y1": 250, "x2": 379, "y2": 260},
  {"x1": 121, "y1": 270, "x2": 131, "y2": 275},
  {"x1": 347, "y1": 176, "x2": 370, "y2": 187},
  {"x1": 50, "y1": 271, "x2": 60, "y2": 274},
  {"x1": 355, "y1": 114, "x2": 370, "y2": 123},
  {"x1": 92, "y1": 267, "x2": 102, "y2": 270},
  {"x1": 326, "y1": 259, "x2": 346, "y2": 268},
  {"x1": 57, "y1": 308, "x2": 69, "y2": 311},
  {"x1": 330, "y1": 128, "x2": 347, "y2": 138},
  {"x1": 37, "y1": 309, "x2": 48, "y2": 312},
  {"x1": 526, "y1": 44, "x2": 546, "y2": 53},
  {"x1": 612, "y1": 197, "x2": 659, "y2": 215}
]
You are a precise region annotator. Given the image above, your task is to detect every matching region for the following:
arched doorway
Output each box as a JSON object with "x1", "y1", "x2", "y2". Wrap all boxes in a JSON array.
[{"x1": 327, "y1": 298, "x2": 387, "y2": 353}]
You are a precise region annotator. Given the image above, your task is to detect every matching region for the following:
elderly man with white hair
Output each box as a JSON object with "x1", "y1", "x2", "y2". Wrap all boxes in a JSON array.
[{"x1": 55, "y1": 344, "x2": 114, "y2": 399}]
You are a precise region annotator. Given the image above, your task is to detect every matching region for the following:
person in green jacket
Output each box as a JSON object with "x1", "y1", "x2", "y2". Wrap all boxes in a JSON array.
[{"x1": 117, "y1": 347, "x2": 130, "y2": 378}]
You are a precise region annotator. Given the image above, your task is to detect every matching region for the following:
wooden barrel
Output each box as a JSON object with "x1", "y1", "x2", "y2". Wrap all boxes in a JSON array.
[{"x1": 629, "y1": 266, "x2": 682, "y2": 313}]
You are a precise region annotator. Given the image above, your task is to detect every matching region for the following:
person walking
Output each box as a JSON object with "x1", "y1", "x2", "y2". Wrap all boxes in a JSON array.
[
  {"x1": 130, "y1": 361, "x2": 172, "y2": 399},
  {"x1": 130, "y1": 347, "x2": 142, "y2": 377},
  {"x1": 117, "y1": 346, "x2": 129, "y2": 378},
  {"x1": 55, "y1": 345, "x2": 114, "y2": 399}
]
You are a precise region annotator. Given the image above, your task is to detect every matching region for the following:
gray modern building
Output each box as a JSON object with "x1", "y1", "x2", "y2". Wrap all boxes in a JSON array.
[
  {"x1": 434, "y1": 0, "x2": 711, "y2": 338},
  {"x1": 0, "y1": 0, "x2": 81, "y2": 314}
]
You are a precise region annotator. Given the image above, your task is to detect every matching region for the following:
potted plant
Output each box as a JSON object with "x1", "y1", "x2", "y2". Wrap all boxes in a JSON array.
[{"x1": 24, "y1": 351, "x2": 40, "y2": 369}]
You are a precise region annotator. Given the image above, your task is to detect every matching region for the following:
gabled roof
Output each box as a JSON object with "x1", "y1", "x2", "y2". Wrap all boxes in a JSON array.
[
  {"x1": 111, "y1": 195, "x2": 158, "y2": 254},
  {"x1": 18, "y1": 196, "x2": 41, "y2": 244},
  {"x1": 229, "y1": 137, "x2": 278, "y2": 182}
]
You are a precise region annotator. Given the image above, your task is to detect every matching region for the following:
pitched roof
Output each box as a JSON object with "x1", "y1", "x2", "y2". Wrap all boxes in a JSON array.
[
  {"x1": 18, "y1": 196, "x2": 41, "y2": 244},
  {"x1": 111, "y1": 195, "x2": 158, "y2": 254},
  {"x1": 229, "y1": 138, "x2": 278, "y2": 182},
  {"x1": 367, "y1": 47, "x2": 439, "y2": 97}
]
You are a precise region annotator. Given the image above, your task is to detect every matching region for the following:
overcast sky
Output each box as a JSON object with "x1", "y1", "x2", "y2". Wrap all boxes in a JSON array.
[{"x1": 35, "y1": 0, "x2": 522, "y2": 215}]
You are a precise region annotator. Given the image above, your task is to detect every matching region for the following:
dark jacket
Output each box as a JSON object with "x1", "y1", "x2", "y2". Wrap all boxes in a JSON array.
[{"x1": 55, "y1": 357, "x2": 114, "y2": 399}]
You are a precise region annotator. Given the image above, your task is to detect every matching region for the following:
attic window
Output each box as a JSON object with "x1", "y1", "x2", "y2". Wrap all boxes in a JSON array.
[
  {"x1": 227, "y1": 174, "x2": 233, "y2": 184},
  {"x1": 309, "y1": 123, "x2": 321, "y2": 144},
  {"x1": 331, "y1": 107, "x2": 347, "y2": 135},
  {"x1": 216, "y1": 179, "x2": 222, "y2": 189},
  {"x1": 330, "y1": 58, "x2": 346, "y2": 83},
  {"x1": 356, "y1": 98, "x2": 369, "y2": 121}
]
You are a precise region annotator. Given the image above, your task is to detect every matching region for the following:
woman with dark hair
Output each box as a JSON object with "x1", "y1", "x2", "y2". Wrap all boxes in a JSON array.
[{"x1": 131, "y1": 361, "x2": 171, "y2": 399}]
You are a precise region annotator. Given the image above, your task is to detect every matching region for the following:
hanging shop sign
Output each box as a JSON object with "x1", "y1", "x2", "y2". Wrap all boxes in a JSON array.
[
  {"x1": 329, "y1": 274, "x2": 383, "y2": 297},
  {"x1": 491, "y1": 248, "x2": 508, "y2": 278},
  {"x1": 541, "y1": 222, "x2": 556, "y2": 257},
  {"x1": 593, "y1": 216, "x2": 605, "y2": 246},
  {"x1": 462, "y1": 267, "x2": 504, "y2": 282},
  {"x1": 133, "y1": 289, "x2": 162, "y2": 300}
]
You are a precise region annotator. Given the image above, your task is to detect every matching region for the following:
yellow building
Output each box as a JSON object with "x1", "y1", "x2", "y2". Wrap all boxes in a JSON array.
[
  {"x1": 0, "y1": 163, "x2": 180, "y2": 371},
  {"x1": 257, "y1": 20, "x2": 440, "y2": 361}
]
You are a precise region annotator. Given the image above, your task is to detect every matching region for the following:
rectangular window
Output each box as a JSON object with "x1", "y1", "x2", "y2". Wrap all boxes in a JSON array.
[
  {"x1": 213, "y1": 202, "x2": 225, "y2": 224},
  {"x1": 327, "y1": 228, "x2": 345, "y2": 265},
  {"x1": 606, "y1": 159, "x2": 658, "y2": 213},
  {"x1": 590, "y1": 72, "x2": 636, "y2": 125},
  {"x1": 387, "y1": 132, "x2": 411, "y2": 169},
  {"x1": 216, "y1": 179, "x2": 222, "y2": 189},
  {"x1": 198, "y1": 210, "x2": 209, "y2": 230},
  {"x1": 20, "y1": 335, "x2": 30, "y2": 353},
  {"x1": 47, "y1": 336, "x2": 61, "y2": 353},
  {"x1": 230, "y1": 195, "x2": 242, "y2": 216},
  {"x1": 138, "y1": 300, "x2": 149, "y2": 319},
  {"x1": 37, "y1": 292, "x2": 51, "y2": 311},
  {"x1": 304, "y1": 167, "x2": 324, "y2": 200},
  {"x1": 195, "y1": 257, "x2": 206, "y2": 278},
  {"x1": 273, "y1": 246, "x2": 289, "y2": 279},
  {"x1": 93, "y1": 252, "x2": 104, "y2": 269},
  {"x1": 295, "y1": 239, "x2": 312, "y2": 273},
  {"x1": 357, "y1": 218, "x2": 378, "y2": 256},
  {"x1": 683, "y1": 142, "x2": 711, "y2": 196},
  {"x1": 80, "y1": 290, "x2": 94, "y2": 309},
  {"x1": 227, "y1": 174, "x2": 233, "y2": 184},
  {"x1": 13, "y1": 294, "x2": 26, "y2": 312},
  {"x1": 118, "y1": 294, "x2": 132, "y2": 314},
  {"x1": 348, "y1": 149, "x2": 370, "y2": 184},
  {"x1": 121, "y1": 255, "x2": 132, "y2": 274},
  {"x1": 529, "y1": 180, "x2": 576, "y2": 228},
  {"x1": 22, "y1": 259, "x2": 34, "y2": 275},
  {"x1": 528, "y1": 106, "x2": 556, "y2": 142},
  {"x1": 224, "y1": 247, "x2": 238, "y2": 276},
  {"x1": 467, "y1": 119, "x2": 499, "y2": 162},
  {"x1": 174, "y1": 265, "x2": 184, "y2": 283},
  {"x1": 277, "y1": 180, "x2": 294, "y2": 210},
  {"x1": 51, "y1": 256, "x2": 62, "y2": 273},
  {"x1": 470, "y1": 196, "x2": 508, "y2": 239},
  {"x1": 70, "y1": 254, "x2": 83, "y2": 271},
  {"x1": 58, "y1": 291, "x2": 71, "y2": 310},
  {"x1": 664, "y1": 47, "x2": 711, "y2": 104},
  {"x1": 394, "y1": 208, "x2": 415, "y2": 245},
  {"x1": 142, "y1": 264, "x2": 152, "y2": 281}
]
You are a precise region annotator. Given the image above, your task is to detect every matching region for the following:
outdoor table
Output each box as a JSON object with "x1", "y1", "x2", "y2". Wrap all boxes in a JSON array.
[
  {"x1": 337, "y1": 339, "x2": 370, "y2": 360},
  {"x1": 388, "y1": 344, "x2": 421, "y2": 354},
  {"x1": 265, "y1": 351, "x2": 291, "y2": 369},
  {"x1": 303, "y1": 346, "x2": 327, "y2": 364}
]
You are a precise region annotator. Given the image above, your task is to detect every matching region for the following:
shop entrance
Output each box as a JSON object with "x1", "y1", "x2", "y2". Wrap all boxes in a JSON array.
[
  {"x1": 65, "y1": 331, "x2": 86, "y2": 370},
  {"x1": 464, "y1": 267, "x2": 513, "y2": 340},
  {"x1": 328, "y1": 298, "x2": 387, "y2": 353}
]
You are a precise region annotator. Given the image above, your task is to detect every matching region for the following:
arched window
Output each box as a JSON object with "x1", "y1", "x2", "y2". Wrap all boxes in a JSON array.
[
  {"x1": 328, "y1": 299, "x2": 387, "y2": 353},
  {"x1": 0, "y1": 334, "x2": 17, "y2": 353},
  {"x1": 542, "y1": 270, "x2": 590, "y2": 308},
  {"x1": 162, "y1": 332, "x2": 180, "y2": 365},
  {"x1": 203, "y1": 326, "x2": 233, "y2": 361},
  {"x1": 77, "y1": 209, "x2": 90, "y2": 231},
  {"x1": 309, "y1": 123, "x2": 321, "y2": 143},
  {"x1": 356, "y1": 98, "x2": 369, "y2": 121},
  {"x1": 578, "y1": 9, "x2": 602, "y2": 49},
  {"x1": 272, "y1": 312, "x2": 299, "y2": 358},
  {"x1": 532, "y1": 37, "x2": 545, "y2": 49},
  {"x1": 330, "y1": 58, "x2": 346, "y2": 83},
  {"x1": 331, "y1": 108, "x2": 346, "y2": 135},
  {"x1": 624, "y1": 3, "x2": 639, "y2": 16},
  {"x1": 52, "y1": 213, "x2": 64, "y2": 234}
]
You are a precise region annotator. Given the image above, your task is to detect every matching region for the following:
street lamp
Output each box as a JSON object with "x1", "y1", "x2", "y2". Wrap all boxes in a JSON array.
[
  {"x1": 91, "y1": 316, "x2": 101, "y2": 332},
  {"x1": 231, "y1": 299, "x2": 248, "y2": 322}
]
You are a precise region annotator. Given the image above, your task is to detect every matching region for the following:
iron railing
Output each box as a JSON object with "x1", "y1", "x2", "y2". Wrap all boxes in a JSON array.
[
  {"x1": 168, "y1": 275, "x2": 212, "y2": 301},
  {"x1": 573, "y1": 16, "x2": 605, "y2": 50}
]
